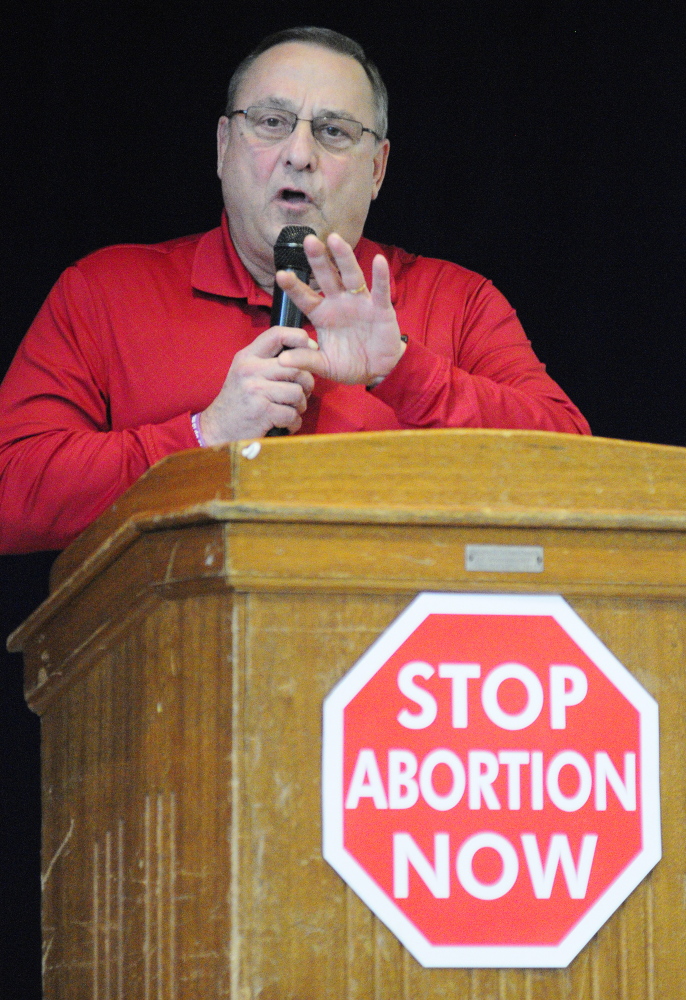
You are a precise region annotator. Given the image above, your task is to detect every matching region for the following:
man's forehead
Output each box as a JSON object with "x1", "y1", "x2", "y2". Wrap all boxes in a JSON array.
[{"x1": 235, "y1": 42, "x2": 374, "y2": 115}]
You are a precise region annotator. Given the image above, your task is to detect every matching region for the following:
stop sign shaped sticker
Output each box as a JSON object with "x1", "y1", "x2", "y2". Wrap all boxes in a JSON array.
[{"x1": 322, "y1": 593, "x2": 661, "y2": 967}]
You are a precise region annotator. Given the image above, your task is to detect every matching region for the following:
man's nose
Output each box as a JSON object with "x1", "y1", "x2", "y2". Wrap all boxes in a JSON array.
[{"x1": 282, "y1": 120, "x2": 319, "y2": 170}]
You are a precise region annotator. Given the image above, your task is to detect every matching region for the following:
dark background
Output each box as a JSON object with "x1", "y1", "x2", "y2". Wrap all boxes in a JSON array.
[{"x1": 2, "y1": 2, "x2": 684, "y2": 995}]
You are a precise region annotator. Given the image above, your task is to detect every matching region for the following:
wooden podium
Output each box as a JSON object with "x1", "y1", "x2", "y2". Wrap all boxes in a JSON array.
[{"x1": 10, "y1": 428, "x2": 686, "y2": 999}]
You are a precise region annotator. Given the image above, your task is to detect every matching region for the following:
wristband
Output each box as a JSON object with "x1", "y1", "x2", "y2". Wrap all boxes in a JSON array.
[{"x1": 191, "y1": 412, "x2": 207, "y2": 447}]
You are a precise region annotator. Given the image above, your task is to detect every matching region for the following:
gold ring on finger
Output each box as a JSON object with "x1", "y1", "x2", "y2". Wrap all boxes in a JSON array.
[{"x1": 347, "y1": 282, "x2": 368, "y2": 295}]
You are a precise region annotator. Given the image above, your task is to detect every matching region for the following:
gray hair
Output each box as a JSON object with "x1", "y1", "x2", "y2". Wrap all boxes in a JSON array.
[{"x1": 225, "y1": 26, "x2": 388, "y2": 140}]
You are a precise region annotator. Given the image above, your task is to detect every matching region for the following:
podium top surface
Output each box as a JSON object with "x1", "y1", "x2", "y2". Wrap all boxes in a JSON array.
[
  {"x1": 50, "y1": 428, "x2": 686, "y2": 587},
  {"x1": 9, "y1": 428, "x2": 686, "y2": 659}
]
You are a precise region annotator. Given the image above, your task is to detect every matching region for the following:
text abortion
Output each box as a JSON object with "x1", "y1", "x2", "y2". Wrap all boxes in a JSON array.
[{"x1": 345, "y1": 660, "x2": 636, "y2": 903}]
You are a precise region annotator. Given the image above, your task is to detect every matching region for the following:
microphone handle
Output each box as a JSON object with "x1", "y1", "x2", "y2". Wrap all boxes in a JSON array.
[
  {"x1": 266, "y1": 265, "x2": 311, "y2": 437},
  {"x1": 270, "y1": 265, "x2": 310, "y2": 327}
]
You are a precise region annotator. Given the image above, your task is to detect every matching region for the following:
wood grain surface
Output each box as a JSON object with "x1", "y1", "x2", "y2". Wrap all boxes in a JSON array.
[{"x1": 12, "y1": 429, "x2": 686, "y2": 999}]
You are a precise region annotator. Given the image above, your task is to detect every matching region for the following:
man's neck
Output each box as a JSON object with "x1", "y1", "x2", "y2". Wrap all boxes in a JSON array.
[
  {"x1": 235, "y1": 248, "x2": 275, "y2": 292},
  {"x1": 227, "y1": 223, "x2": 275, "y2": 293}
]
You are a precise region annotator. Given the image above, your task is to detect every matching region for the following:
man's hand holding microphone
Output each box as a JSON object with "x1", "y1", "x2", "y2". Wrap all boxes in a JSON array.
[{"x1": 199, "y1": 225, "x2": 406, "y2": 445}]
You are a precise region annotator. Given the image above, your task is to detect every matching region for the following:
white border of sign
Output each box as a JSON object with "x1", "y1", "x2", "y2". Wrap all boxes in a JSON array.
[{"x1": 322, "y1": 592, "x2": 661, "y2": 968}]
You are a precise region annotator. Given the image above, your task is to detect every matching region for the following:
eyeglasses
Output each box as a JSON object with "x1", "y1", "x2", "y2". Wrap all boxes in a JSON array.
[{"x1": 228, "y1": 106, "x2": 382, "y2": 152}]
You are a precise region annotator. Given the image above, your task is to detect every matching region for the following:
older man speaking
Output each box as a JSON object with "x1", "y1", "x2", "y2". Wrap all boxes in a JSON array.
[{"x1": 0, "y1": 27, "x2": 589, "y2": 553}]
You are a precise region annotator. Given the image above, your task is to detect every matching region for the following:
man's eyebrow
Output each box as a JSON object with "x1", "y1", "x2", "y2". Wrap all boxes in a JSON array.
[
  {"x1": 315, "y1": 108, "x2": 359, "y2": 121},
  {"x1": 251, "y1": 96, "x2": 358, "y2": 120},
  {"x1": 251, "y1": 96, "x2": 297, "y2": 111}
]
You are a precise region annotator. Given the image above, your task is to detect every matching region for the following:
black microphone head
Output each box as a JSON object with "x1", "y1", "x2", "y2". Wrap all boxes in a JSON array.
[{"x1": 274, "y1": 225, "x2": 317, "y2": 272}]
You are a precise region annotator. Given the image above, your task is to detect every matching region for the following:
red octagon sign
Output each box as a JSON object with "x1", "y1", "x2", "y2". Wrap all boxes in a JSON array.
[{"x1": 322, "y1": 593, "x2": 661, "y2": 968}]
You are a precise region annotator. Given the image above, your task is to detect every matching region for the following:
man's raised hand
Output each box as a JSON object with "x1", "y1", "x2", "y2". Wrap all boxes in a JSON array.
[{"x1": 275, "y1": 233, "x2": 406, "y2": 385}]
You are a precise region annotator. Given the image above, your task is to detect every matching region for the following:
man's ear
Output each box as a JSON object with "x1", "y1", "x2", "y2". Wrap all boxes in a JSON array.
[
  {"x1": 216, "y1": 116, "x2": 230, "y2": 178},
  {"x1": 371, "y1": 139, "x2": 390, "y2": 200}
]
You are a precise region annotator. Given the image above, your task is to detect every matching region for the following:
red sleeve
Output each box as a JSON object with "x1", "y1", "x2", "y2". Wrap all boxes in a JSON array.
[
  {"x1": 371, "y1": 264, "x2": 590, "y2": 435},
  {"x1": 0, "y1": 270, "x2": 198, "y2": 554}
]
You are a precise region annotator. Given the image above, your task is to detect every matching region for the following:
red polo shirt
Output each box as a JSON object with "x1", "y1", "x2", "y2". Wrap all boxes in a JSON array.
[{"x1": 0, "y1": 215, "x2": 589, "y2": 552}]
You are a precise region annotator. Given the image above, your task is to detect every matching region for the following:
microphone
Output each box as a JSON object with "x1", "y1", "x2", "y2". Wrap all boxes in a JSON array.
[
  {"x1": 271, "y1": 225, "x2": 316, "y2": 326},
  {"x1": 266, "y1": 225, "x2": 316, "y2": 437}
]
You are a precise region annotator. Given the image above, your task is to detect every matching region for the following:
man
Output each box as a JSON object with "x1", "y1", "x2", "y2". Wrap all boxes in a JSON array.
[{"x1": 0, "y1": 27, "x2": 589, "y2": 554}]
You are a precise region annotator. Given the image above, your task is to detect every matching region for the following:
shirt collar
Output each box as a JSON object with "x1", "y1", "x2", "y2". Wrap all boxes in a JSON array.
[
  {"x1": 191, "y1": 212, "x2": 270, "y2": 306},
  {"x1": 191, "y1": 211, "x2": 397, "y2": 305}
]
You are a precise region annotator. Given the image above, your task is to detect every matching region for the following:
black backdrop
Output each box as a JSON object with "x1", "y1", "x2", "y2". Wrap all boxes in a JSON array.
[{"x1": 2, "y1": 3, "x2": 685, "y2": 995}]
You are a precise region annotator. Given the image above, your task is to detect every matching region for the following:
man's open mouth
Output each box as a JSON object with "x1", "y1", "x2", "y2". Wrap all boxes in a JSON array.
[{"x1": 278, "y1": 188, "x2": 311, "y2": 203}]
